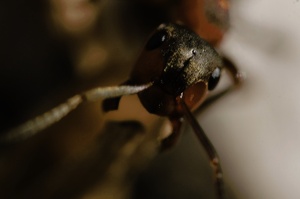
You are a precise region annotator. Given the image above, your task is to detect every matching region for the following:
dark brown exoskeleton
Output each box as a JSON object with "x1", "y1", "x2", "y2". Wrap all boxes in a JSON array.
[
  {"x1": 1, "y1": 23, "x2": 242, "y2": 199},
  {"x1": 103, "y1": 23, "x2": 243, "y2": 198}
]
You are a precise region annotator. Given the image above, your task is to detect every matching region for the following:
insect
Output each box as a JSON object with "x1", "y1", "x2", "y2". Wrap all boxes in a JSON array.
[{"x1": 1, "y1": 23, "x2": 242, "y2": 198}]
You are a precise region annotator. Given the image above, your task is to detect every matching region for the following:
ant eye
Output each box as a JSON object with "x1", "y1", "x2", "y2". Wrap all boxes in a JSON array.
[
  {"x1": 208, "y1": 67, "x2": 221, "y2": 90},
  {"x1": 145, "y1": 30, "x2": 168, "y2": 50}
]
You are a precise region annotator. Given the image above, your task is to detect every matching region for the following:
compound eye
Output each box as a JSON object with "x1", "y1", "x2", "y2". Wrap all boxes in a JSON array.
[
  {"x1": 208, "y1": 67, "x2": 221, "y2": 90},
  {"x1": 145, "y1": 30, "x2": 168, "y2": 50}
]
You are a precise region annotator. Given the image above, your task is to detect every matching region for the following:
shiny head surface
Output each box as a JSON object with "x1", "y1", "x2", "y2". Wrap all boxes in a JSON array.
[{"x1": 130, "y1": 23, "x2": 223, "y2": 117}]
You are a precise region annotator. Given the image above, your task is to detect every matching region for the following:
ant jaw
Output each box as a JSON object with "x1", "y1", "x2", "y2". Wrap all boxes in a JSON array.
[{"x1": 176, "y1": 81, "x2": 208, "y2": 112}]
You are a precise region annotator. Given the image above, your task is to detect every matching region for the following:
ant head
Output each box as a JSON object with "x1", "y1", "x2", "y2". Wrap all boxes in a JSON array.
[
  {"x1": 131, "y1": 23, "x2": 223, "y2": 116},
  {"x1": 144, "y1": 23, "x2": 222, "y2": 95}
]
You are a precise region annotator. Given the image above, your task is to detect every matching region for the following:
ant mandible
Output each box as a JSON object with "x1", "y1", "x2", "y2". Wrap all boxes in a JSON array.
[{"x1": 2, "y1": 23, "x2": 243, "y2": 198}]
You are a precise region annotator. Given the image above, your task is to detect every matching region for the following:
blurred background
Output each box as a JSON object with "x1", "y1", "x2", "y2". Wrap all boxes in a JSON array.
[{"x1": 0, "y1": 0, "x2": 300, "y2": 199}]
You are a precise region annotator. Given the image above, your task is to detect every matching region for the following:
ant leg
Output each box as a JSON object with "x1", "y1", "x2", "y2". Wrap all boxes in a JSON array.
[
  {"x1": 102, "y1": 80, "x2": 132, "y2": 112},
  {"x1": 1, "y1": 95, "x2": 83, "y2": 143},
  {"x1": 222, "y1": 56, "x2": 244, "y2": 86},
  {"x1": 160, "y1": 118, "x2": 183, "y2": 151},
  {"x1": 1, "y1": 83, "x2": 151, "y2": 143},
  {"x1": 101, "y1": 80, "x2": 150, "y2": 112},
  {"x1": 180, "y1": 100, "x2": 224, "y2": 199}
]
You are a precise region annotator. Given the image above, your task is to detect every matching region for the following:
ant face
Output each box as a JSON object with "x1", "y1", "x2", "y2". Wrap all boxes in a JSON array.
[{"x1": 131, "y1": 23, "x2": 223, "y2": 117}]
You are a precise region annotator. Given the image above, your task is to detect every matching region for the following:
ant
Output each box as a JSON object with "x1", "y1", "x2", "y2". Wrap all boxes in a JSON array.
[{"x1": 1, "y1": 23, "x2": 243, "y2": 198}]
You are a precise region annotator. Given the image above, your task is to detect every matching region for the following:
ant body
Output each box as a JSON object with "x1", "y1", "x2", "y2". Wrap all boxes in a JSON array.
[{"x1": 1, "y1": 23, "x2": 242, "y2": 198}]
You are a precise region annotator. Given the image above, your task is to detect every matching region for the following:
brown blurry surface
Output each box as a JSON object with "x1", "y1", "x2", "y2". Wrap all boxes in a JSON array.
[
  {"x1": 174, "y1": 0, "x2": 229, "y2": 46},
  {"x1": 0, "y1": 1, "x2": 235, "y2": 199}
]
